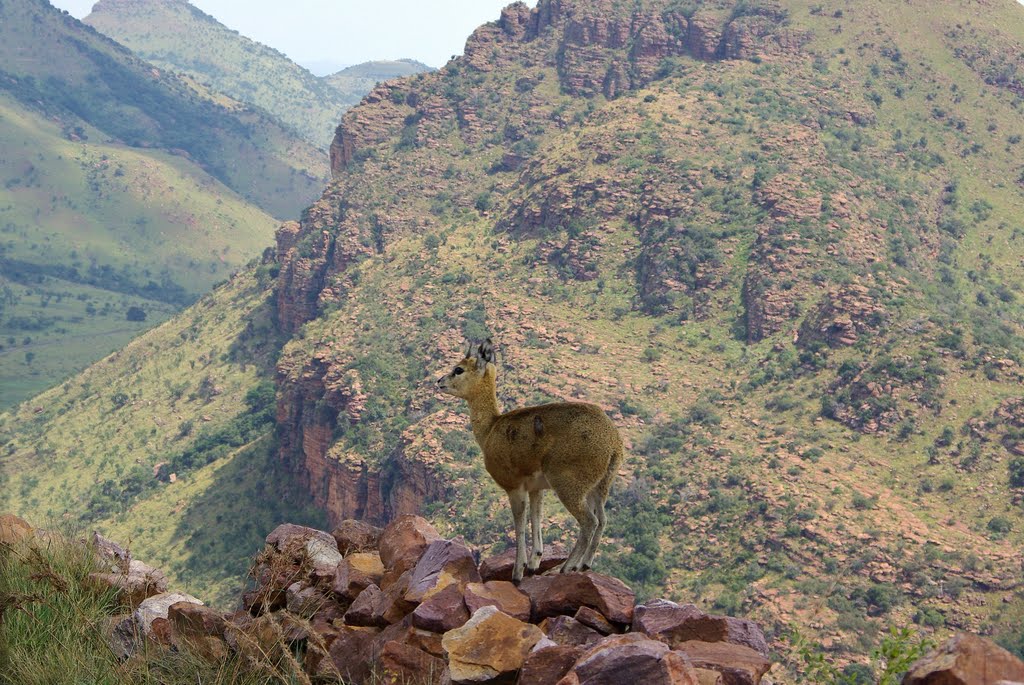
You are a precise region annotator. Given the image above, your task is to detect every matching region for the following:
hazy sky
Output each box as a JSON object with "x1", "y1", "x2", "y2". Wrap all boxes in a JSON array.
[{"x1": 49, "y1": 0, "x2": 533, "y2": 70}]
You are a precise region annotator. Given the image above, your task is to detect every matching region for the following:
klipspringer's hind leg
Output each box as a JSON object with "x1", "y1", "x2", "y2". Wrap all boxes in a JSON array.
[
  {"x1": 580, "y1": 488, "x2": 608, "y2": 570},
  {"x1": 508, "y1": 488, "x2": 528, "y2": 583},
  {"x1": 527, "y1": 490, "x2": 544, "y2": 572},
  {"x1": 557, "y1": 494, "x2": 598, "y2": 574}
]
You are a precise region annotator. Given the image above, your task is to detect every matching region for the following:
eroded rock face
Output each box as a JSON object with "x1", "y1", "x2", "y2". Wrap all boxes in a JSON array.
[
  {"x1": 441, "y1": 605, "x2": 545, "y2": 683},
  {"x1": 405, "y1": 539, "x2": 481, "y2": 603},
  {"x1": 902, "y1": 633, "x2": 1024, "y2": 685}
]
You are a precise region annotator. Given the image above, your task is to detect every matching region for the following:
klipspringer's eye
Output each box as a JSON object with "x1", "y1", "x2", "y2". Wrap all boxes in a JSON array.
[{"x1": 453, "y1": 367, "x2": 464, "y2": 375}]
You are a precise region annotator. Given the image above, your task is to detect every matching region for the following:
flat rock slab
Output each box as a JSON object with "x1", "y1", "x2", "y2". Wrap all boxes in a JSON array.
[
  {"x1": 479, "y1": 546, "x2": 568, "y2": 582},
  {"x1": 464, "y1": 580, "x2": 531, "y2": 622},
  {"x1": 675, "y1": 640, "x2": 771, "y2": 685},
  {"x1": 560, "y1": 633, "x2": 699, "y2": 685},
  {"x1": 519, "y1": 571, "x2": 635, "y2": 624},
  {"x1": 442, "y1": 605, "x2": 544, "y2": 683},
  {"x1": 633, "y1": 599, "x2": 769, "y2": 657},
  {"x1": 903, "y1": 633, "x2": 1024, "y2": 685},
  {"x1": 89, "y1": 559, "x2": 168, "y2": 608},
  {"x1": 332, "y1": 519, "x2": 382, "y2": 556},
  {"x1": 378, "y1": 515, "x2": 442, "y2": 576}
]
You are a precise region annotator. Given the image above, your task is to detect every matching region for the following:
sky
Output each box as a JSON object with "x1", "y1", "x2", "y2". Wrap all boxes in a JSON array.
[{"x1": 49, "y1": 0, "x2": 533, "y2": 71}]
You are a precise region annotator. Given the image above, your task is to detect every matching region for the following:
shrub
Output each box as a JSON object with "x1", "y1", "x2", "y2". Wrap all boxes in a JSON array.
[{"x1": 1009, "y1": 457, "x2": 1024, "y2": 488}]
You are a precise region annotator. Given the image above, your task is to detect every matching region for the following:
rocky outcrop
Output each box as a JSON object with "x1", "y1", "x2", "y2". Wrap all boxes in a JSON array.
[
  {"x1": 797, "y1": 283, "x2": 886, "y2": 348},
  {"x1": 236, "y1": 516, "x2": 776, "y2": 684},
  {"x1": 902, "y1": 633, "x2": 1024, "y2": 684}
]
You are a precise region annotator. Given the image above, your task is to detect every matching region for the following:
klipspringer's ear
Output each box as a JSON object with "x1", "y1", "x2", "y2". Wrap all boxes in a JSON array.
[
  {"x1": 463, "y1": 340, "x2": 474, "y2": 359},
  {"x1": 475, "y1": 338, "x2": 496, "y2": 373}
]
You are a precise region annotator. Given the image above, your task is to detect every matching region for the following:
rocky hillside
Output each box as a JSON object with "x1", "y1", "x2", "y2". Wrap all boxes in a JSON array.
[
  {"x1": 84, "y1": 0, "x2": 433, "y2": 147},
  {"x1": 0, "y1": 0, "x2": 325, "y2": 218},
  {"x1": 3, "y1": 0, "x2": 1024, "y2": 676}
]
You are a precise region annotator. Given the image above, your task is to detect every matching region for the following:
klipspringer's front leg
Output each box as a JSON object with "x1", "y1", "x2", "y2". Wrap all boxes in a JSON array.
[
  {"x1": 527, "y1": 490, "x2": 544, "y2": 572},
  {"x1": 508, "y1": 488, "x2": 528, "y2": 583}
]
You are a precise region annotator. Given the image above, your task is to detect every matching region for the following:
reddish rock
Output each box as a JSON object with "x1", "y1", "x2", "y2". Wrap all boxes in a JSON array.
[
  {"x1": 405, "y1": 539, "x2": 481, "y2": 603},
  {"x1": 560, "y1": 633, "x2": 699, "y2": 685},
  {"x1": 379, "y1": 640, "x2": 448, "y2": 685},
  {"x1": 675, "y1": 641, "x2": 770, "y2": 685},
  {"x1": 345, "y1": 583, "x2": 389, "y2": 627},
  {"x1": 378, "y1": 515, "x2": 442, "y2": 575},
  {"x1": 441, "y1": 605, "x2": 545, "y2": 683},
  {"x1": 167, "y1": 601, "x2": 226, "y2": 638},
  {"x1": 903, "y1": 633, "x2": 1024, "y2": 685},
  {"x1": 322, "y1": 625, "x2": 380, "y2": 683},
  {"x1": 135, "y1": 592, "x2": 203, "y2": 639},
  {"x1": 520, "y1": 645, "x2": 586, "y2": 685},
  {"x1": 286, "y1": 582, "x2": 328, "y2": 617},
  {"x1": 332, "y1": 519, "x2": 382, "y2": 555},
  {"x1": 412, "y1": 583, "x2": 470, "y2": 633},
  {"x1": 632, "y1": 600, "x2": 769, "y2": 657},
  {"x1": 333, "y1": 551, "x2": 385, "y2": 600},
  {"x1": 463, "y1": 580, "x2": 531, "y2": 621},
  {"x1": 0, "y1": 514, "x2": 33, "y2": 545},
  {"x1": 519, "y1": 571, "x2": 635, "y2": 624},
  {"x1": 575, "y1": 606, "x2": 616, "y2": 635},
  {"x1": 541, "y1": 615, "x2": 604, "y2": 647},
  {"x1": 479, "y1": 545, "x2": 568, "y2": 582}
]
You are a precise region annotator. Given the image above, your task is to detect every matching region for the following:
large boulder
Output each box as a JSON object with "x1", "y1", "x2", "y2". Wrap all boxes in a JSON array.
[
  {"x1": 441, "y1": 605, "x2": 545, "y2": 683},
  {"x1": 558, "y1": 633, "x2": 700, "y2": 685},
  {"x1": 135, "y1": 592, "x2": 204, "y2": 644},
  {"x1": 378, "y1": 515, "x2": 442, "y2": 576},
  {"x1": 519, "y1": 572, "x2": 635, "y2": 624},
  {"x1": 405, "y1": 539, "x2": 481, "y2": 603},
  {"x1": 902, "y1": 633, "x2": 1024, "y2": 685},
  {"x1": 321, "y1": 624, "x2": 380, "y2": 683},
  {"x1": 632, "y1": 600, "x2": 769, "y2": 657},
  {"x1": 332, "y1": 519, "x2": 383, "y2": 556}
]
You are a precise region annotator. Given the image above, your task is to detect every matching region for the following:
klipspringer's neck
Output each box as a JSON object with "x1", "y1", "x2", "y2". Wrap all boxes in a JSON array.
[{"x1": 466, "y1": 368, "x2": 500, "y2": 446}]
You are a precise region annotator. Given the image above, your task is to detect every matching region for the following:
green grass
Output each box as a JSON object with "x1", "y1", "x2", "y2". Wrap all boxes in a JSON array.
[
  {"x1": 0, "y1": 528, "x2": 305, "y2": 684},
  {"x1": 0, "y1": 91, "x2": 280, "y2": 409}
]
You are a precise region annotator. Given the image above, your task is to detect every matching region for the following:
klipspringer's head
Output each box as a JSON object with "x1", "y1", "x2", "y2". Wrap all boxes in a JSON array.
[{"x1": 437, "y1": 338, "x2": 496, "y2": 398}]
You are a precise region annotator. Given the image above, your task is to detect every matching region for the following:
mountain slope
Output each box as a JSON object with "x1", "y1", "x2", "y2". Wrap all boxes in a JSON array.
[
  {"x1": 0, "y1": 0, "x2": 326, "y2": 219},
  {"x1": 83, "y1": 0, "x2": 434, "y2": 148},
  {"x1": 0, "y1": 89, "x2": 279, "y2": 408},
  {"x1": 4, "y1": 0, "x2": 1024, "y2": 676},
  {"x1": 83, "y1": 0, "x2": 355, "y2": 147},
  {"x1": 326, "y1": 59, "x2": 436, "y2": 103}
]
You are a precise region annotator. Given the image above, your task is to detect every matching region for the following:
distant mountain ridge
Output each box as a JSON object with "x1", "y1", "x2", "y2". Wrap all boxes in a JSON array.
[
  {"x1": 83, "y1": 0, "x2": 433, "y2": 147},
  {"x1": 0, "y1": 0, "x2": 319, "y2": 407}
]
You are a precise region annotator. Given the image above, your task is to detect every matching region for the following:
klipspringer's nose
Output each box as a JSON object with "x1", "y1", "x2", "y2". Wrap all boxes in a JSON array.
[{"x1": 436, "y1": 376, "x2": 446, "y2": 385}]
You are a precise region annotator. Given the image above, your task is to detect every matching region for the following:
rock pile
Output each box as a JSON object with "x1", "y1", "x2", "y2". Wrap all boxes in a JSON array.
[{"x1": 162, "y1": 515, "x2": 773, "y2": 684}]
